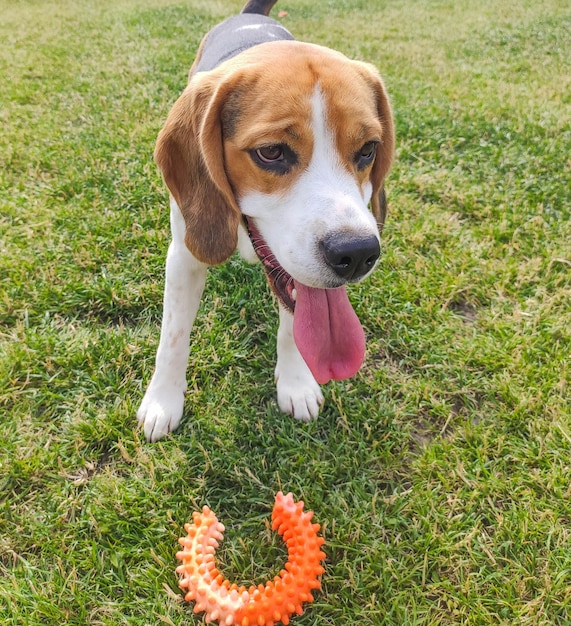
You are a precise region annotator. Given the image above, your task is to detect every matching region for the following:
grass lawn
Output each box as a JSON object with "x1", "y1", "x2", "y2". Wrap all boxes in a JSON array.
[{"x1": 1, "y1": 0, "x2": 570, "y2": 624}]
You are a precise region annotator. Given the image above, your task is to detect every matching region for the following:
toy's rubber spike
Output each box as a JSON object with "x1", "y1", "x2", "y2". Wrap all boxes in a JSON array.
[{"x1": 176, "y1": 492, "x2": 325, "y2": 626}]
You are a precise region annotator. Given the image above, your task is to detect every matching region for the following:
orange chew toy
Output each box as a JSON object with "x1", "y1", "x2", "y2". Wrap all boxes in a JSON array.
[{"x1": 176, "y1": 491, "x2": 326, "y2": 626}]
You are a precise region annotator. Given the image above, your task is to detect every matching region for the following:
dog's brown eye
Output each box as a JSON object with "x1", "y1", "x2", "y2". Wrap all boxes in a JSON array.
[
  {"x1": 256, "y1": 145, "x2": 284, "y2": 163},
  {"x1": 359, "y1": 141, "x2": 377, "y2": 159},
  {"x1": 250, "y1": 143, "x2": 298, "y2": 175},
  {"x1": 355, "y1": 141, "x2": 378, "y2": 170}
]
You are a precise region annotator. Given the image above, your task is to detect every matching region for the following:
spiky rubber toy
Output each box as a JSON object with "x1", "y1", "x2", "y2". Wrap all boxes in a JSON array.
[{"x1": 176, "y1": 492, "x2": 326, "y2": 626}]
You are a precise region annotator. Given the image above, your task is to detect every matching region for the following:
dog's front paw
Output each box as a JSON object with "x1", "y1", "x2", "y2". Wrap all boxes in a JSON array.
[
  {"x1": 137, "y1": 382, "x2": 186, "y2": 442},
  {"x1": 275, "y1": 366, "x2": 324, "y2": 422}
]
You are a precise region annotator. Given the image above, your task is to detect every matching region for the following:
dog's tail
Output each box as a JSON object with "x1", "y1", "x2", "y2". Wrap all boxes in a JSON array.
[{"x1": 241, "y1": 0, "x2": 278, "y2": 16}]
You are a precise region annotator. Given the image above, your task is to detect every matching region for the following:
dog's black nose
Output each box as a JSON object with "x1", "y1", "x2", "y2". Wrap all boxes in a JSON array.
[{"x1": 321, "y1": 233, "x2": 380, "y2": 280}]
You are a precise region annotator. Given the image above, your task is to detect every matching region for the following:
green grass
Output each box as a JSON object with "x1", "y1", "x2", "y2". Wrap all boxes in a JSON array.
[{"x1": 1, "y1": 0, "x2": 570, "y2": 623}]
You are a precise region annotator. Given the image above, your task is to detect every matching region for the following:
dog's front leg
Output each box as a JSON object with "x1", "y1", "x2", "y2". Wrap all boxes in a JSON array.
[
  {"x1": 275, "y1": 304, "x2": 324, "y2": 421},
  {"x1": 137, "y1": 199, "x2": 207, "y2": 442}
]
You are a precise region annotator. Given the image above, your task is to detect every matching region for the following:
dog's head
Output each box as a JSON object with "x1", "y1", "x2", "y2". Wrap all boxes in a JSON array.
[
  {"x1": 155, "y1": 41, "x2": 394, "y2": 382},
  {"x1": 155, "y1": 41, "x2": 394, "y2": 271}
]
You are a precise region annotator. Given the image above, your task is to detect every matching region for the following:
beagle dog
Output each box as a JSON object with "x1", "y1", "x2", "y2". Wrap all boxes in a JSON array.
[{"x1": 137, "y1": 0, "x2": 395, "y2": 441}]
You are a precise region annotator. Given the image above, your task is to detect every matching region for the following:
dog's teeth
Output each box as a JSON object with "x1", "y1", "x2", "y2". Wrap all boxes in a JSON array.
[{"x1": 292, "y1": 288, "x2": 297, "y2": 302}]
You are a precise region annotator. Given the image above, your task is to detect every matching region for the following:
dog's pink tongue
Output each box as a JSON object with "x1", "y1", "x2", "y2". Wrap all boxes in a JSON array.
[{"x1": 292, "y1": 282, "x2": 365, "y2": 384}]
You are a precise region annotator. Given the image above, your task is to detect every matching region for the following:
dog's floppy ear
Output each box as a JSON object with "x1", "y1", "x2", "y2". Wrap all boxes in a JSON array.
[
  {"x1": 356, "y1": 63, "x2": 395, "y2": 233},
  {"x1": 154, "y1": 72, "x2": 241, "y2": 265}
]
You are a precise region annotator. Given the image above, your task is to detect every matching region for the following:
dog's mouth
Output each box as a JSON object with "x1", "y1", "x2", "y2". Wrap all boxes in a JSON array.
[
  {"x1": 243, "y1": 216, "x2": 296, "y2": 313},
  {"x1": 243, "y1": 216, "x2": 366, "y2": 384}
]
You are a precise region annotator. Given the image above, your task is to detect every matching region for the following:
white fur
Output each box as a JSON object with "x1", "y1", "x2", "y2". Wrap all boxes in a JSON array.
[
  {"x1": 137, "y1": 199, "x2": 207, "y2": 442},
  {"x1": 275, "y1": 304, "x2": 324, "y2": 420},
  {"x1": 240, "y1": 88, "x2": 379, "y2": 289},
  {"x1": 137, "y1": 88, "x2": 378, "y2": 441}
]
